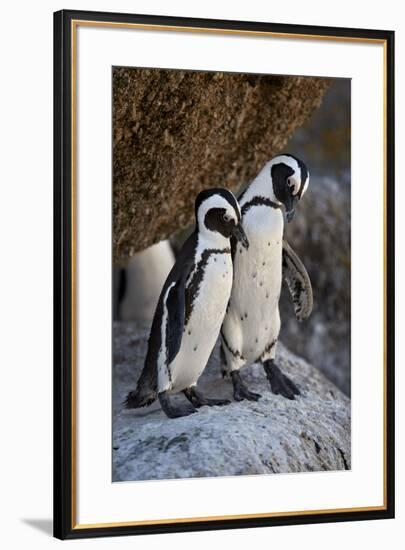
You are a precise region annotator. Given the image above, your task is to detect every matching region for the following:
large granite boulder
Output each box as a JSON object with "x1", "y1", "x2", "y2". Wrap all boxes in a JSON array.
[
  {"x1": 113, "y1": 321, "x2": 351, "y2": 482},
  {"x1": 113, "y1": 68, "x2": 330, "y2": 263},
  {"x1": 281, "y1": 177, "x2": 351, "y2": 394}
]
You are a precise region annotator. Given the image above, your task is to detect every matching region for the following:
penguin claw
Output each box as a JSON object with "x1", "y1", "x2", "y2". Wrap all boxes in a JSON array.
[
  {"x1": 263, "y1": 361, "x2": 301, "y2": 400},
  {"x1": 193, "y1": 397, "x2": 231, "y2": 408},
  {"x1": 272, "y1": 375, "x2": 300, "y2": 400},
  {"x1": 234, "y1": 388, "x2": 262, "y2": 402},
  {"x1": 123, "y1": 391, "x2": 136, "y2": 409},
  {"x1": 164, "y1": 402, "x2": 198, "y2": 419},
  {"x1": 273, "y1": 387, "x2": 295, "y2": 400},
  {"x1": 123, "y1": 390, "x2": 155, "y2": 409},
  {"x1": 158, "y1": 391, "x2": 198, "y2": 419},
  {"x1": 285, "y1": 376, "x2": 300, "y2": 396},
  {"x1": 204, "y1": 398, "x2": 231, "y2": 407},
  {"x1": 231, "y1": 370, "x2": 261, "y2": 402},
  {"x1": 183, "y1": 388, "x2": 231, "y2": 408}
]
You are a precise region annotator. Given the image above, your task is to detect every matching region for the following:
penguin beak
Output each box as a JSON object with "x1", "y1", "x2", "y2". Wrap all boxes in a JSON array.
[
  {"x1": 232, "y1": 223, "x2": 249, "y2": 249},
  {"x1": 284, "y1": 193, "x2": 298, "y2": 223}
]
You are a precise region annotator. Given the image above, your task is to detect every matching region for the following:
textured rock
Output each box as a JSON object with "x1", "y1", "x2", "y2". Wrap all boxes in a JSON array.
[
  {"x1": 281, "y1": 176, "x2": 351, "y2": 394},
  {"x1": 113, "y1": 321, "x2": 351, "y2": 482},
  {"x1": 280, "y1": 80, "x2": 351, "y2": 394},
  {"x1": 113, "y1": 68, "x2": 330, "y2": 263}
]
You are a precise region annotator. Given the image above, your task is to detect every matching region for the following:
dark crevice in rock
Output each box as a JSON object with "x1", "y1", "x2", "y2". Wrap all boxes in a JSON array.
[
  {"x1": 314, "y1": 440, "x2": 321, "y2": 454},
  {"x1": 338, "y1": 447, "x2": 349, "y2": 470}
]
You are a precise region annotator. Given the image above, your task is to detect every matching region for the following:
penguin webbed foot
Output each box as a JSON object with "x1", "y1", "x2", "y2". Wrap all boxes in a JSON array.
[
  {"x1": 123, "y1": 389, "x2": 156, "y2": 409},
  {"x1": 263, "y1": 360, "x2": 300, "y2": 400},
  {"x1": 231, "y1": 371, "x2": 261, "y2": 402},
  {"x1": 158, "y1": 391, "x2": 197, "y2": 419},
  {"x1": 123, "y1": 391, "x2": 135, "y2": 409},
  {"x1": 183, "y1": 387, "x2": 230, "y2": 408}
]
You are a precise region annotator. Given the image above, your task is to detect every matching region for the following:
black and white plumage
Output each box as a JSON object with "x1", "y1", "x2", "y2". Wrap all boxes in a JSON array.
[
  {"x1": 125, "y1": 188, "x2": 249, "y2": 418},
  {"x1": 282, "y1": 239, "x2": 313, "y2": 322},
  {"x1": 220, "y1": 154, "x2": 312, "y2": 401}
]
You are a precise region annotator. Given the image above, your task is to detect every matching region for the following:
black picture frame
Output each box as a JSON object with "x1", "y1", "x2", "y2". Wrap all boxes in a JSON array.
[{"x1": 54, "y1": 9, "x2": 395, "y2": 540}]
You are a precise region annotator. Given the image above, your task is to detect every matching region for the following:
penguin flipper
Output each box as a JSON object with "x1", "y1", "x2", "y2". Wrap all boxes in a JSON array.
[
  {"x1": 282, "y1": 239, "x2": 313, "y2": 321},
  {"x1": 166, "y1": 259, "x2": 193, "y2": 364}
]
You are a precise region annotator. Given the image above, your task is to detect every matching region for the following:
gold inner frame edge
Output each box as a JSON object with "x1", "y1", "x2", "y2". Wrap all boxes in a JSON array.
[{"x1": 70, "y1": 18, "x2": 389, "y2": 530}]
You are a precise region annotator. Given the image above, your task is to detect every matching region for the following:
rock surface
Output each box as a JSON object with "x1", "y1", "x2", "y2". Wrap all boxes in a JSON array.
[
  {"x1": 280, "y1": 80, "x2": 351, "y2": 394},
  {"x1": 281, "y1": 176, "x2": 351, "y2": 394},
  {"x1": 113, "y1": 321, "x2": 351, "y2": 482},
  {"x1": 113, "y1": 68, "x2": 330, "y2": 263}
]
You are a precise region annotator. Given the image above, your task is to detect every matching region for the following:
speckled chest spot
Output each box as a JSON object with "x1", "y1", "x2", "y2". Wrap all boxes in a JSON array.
[
  {"x1": 169, "y1": 252, "x2": 233, "y2": 391},
  {"x1": 184, "y1": 248, "x2": 231, "y2": 325},
  {"x1": 222, "y1": 205, "x2": 284, "y2": 363}
]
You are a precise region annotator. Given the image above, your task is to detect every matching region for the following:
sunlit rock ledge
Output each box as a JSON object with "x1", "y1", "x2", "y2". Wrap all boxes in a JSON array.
[{"x1": 112, "y1": 321, "x2": 351, "y2": 482}]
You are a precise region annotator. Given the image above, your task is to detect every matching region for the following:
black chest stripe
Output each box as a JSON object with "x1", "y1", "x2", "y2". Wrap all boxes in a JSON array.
[
  {"x1": 257, "y1": 338, "x2": 277, "y2": 363},
  {"x1": 221, "y1": 329, "x2": 245, "y2": 361},
  {"x1": 184, "y1": 248, "x2": 231, "y2": 326},
  {"x1": 241, "y1": 197, "x2": 281, "y2": 217}
]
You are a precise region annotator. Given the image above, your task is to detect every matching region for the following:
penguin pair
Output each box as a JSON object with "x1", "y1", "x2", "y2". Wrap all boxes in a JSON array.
[{"x1": 125, "y1": 155, "x2": 312, "y2": 418}]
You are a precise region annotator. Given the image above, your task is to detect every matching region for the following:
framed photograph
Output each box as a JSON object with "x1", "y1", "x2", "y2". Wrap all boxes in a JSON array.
[{"x1": 54, "y1": 9, "x2": 395, "y2": 540}]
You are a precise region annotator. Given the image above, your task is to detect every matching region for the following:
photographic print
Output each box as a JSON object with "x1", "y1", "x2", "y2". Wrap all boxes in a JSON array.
[
  {"x1": 112, "y1": 68, "x2": 351, "y2": 482},
  {"x1": 54, "y1": 11, "x2": 393, "y2": 538}
]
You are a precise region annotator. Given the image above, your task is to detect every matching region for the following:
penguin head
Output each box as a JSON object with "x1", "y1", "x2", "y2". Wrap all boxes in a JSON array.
[
  {"x1": 269, "y1": 154, "x2": 309, "y2": 222},
  {"x1": 195, "y1": 188, "x2": 249, "y2": 248}
]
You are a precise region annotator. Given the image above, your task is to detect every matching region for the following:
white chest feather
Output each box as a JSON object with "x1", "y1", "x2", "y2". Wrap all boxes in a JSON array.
[
  {"x1": 223, "y1": 206, "x2": 284, "y2": 362},
  {"x1": 166, "y1": 251, "x2": 233, "y2": 392}
]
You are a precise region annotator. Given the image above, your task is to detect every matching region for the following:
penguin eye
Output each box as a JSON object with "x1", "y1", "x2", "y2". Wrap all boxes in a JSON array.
[
  {"x1": 223, "y1": 213, "x2": 231, "y2": 222},
  {"x1": 287, "y1": 177, "x2": 293, "y2": 187}
]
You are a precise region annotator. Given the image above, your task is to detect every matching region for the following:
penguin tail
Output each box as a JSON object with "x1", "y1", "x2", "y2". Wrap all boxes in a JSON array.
[
  {"x1": 124, "y1": 356, "x2": 159, "y2": 409},
  {"x1": 123, "y1": 386, "x2": 157, "y2": 409}
]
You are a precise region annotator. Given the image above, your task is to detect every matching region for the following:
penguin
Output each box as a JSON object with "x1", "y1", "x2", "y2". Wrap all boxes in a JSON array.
[
  {"x1": 220, "y1": 154, "x2": 313, "y2": 401},
  {"x1": 125, "y1": 188, "x2": 249, "y2": 418}
]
